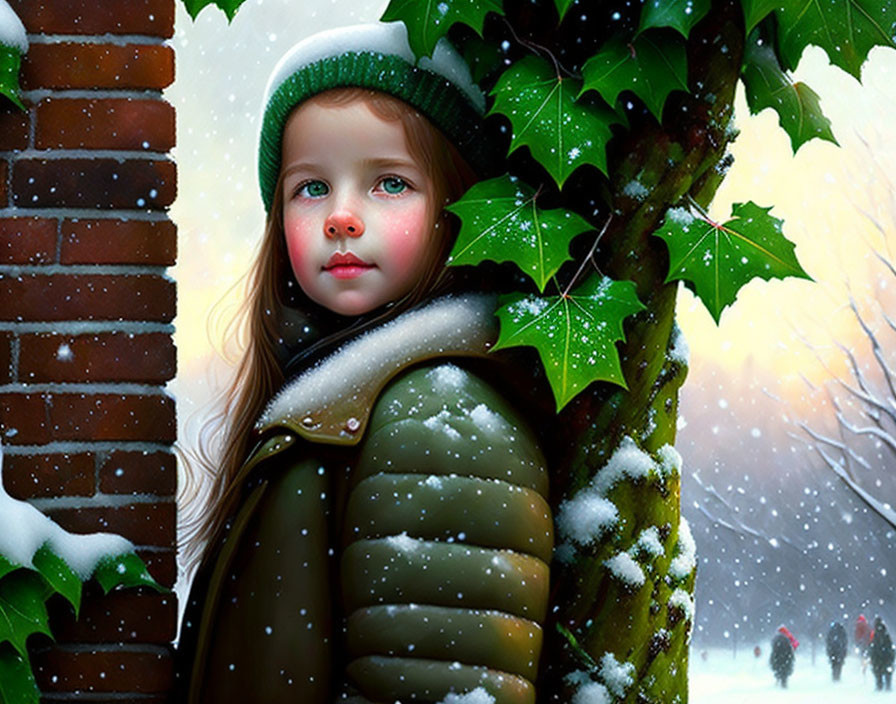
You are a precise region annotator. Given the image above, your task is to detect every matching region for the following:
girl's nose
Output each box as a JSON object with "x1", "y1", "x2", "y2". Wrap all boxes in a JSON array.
[{"x1": 324, "y1": 210, "x2": 364, "y2": 238}]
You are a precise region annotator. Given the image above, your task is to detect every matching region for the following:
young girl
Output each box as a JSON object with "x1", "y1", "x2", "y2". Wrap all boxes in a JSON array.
[{"x1": 176, "y1": 22, "x2": 554, "y2": 704}]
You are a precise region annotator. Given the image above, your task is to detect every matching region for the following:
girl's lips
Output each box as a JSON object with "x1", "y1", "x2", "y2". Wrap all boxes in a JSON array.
[
  {"x1": 326, "y1": 264, "x2": 374, "y2": 279},
  {"x1": 324, "y1": 252, "x2": 375, "y2": 279}
]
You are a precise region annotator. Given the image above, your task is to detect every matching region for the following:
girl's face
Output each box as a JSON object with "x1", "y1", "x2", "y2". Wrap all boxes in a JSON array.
[{"x1": 280, "y1": 98, "x2": 435, "y2": 316}]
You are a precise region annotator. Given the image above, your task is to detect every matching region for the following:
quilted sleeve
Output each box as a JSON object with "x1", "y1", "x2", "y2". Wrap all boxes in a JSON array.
[{"x1": 341, "y1": 363, "x2": 553, "y2": 704}]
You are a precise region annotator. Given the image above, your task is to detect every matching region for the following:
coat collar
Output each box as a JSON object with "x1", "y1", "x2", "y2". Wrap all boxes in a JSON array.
[{"x1": 255, "y1": 293, "x2": 498, "y2": 445}]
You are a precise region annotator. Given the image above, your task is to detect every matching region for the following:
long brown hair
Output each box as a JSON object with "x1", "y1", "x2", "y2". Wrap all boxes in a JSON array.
[{"x1": 179, "y1": 88, "x2": 478, "y2": 570}]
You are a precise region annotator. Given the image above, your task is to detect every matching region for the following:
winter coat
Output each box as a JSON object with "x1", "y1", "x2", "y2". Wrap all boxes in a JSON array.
[
  {"x1": 175, "y1": 294, "x2": 554, "y2": 704},
  {"x1": 855, "y1": 614, "x2": 872, "y2": 651},
  {"x1": 870, "y1": 620, "x2": 895, "y2": 675},
  {"x1": 826, "y1": 622, "x2": 847, "y2": 665},
  {"x1": 770, "y1": 633, "x2": 795, "y2": 681}
]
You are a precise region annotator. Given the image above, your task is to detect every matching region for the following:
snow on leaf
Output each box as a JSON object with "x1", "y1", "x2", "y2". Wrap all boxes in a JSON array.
[
  {"x1": 0, "y1": 1, "x2": 27, "y2": 53},
  {"x1": 774, "y1": 0, "x2": 896, "y2": 78},
  {"x1": 741, "y1": 31, "x2": 838, "y2": 153},
  {"x1": 493, "y1": 274, "x2": 645, "y2": 410},
  {"x1": 580, "y1": 32, "x2": 688, "y2": 121},
  {"x1": 181, "y1": 0, "x2": 247, "y2": 22},
  {"x1": 381, "y1": 0, "x2": 505, "y2": 58},
  {"x1": 638, "y1": 0, "x2": 711, "y2": 38},
  {"x1": 0, "y1": 0, "x2": 26, "y2": 112},
  {"x1": 446, "y1": 174, "x2": 595, "y2": 291},
  {"x1": 489, "y1": 55, "x2": 621, "y2": 188},
  {"x1": 654, "y1": 201, "x2": 811, "y2": 323}
]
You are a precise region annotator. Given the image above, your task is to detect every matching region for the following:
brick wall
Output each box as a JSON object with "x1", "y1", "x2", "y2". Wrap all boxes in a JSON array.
[{"x1": 0, "y1": 1, "x2": 177, "y2": 701}]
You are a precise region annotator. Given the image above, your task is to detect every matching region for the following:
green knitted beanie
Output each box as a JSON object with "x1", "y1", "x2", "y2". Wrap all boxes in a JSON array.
[{"x1": 258, "y1": 22, "x2": 489, "y2": 214}]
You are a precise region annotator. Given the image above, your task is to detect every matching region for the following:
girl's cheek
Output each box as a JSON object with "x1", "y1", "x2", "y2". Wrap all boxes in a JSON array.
[
  {"x1": 382, "y1": 203, "x2": 431, "y2": 272},
  {"x1": 283, "y1": 212, "x2": 317, "y2": 271}
]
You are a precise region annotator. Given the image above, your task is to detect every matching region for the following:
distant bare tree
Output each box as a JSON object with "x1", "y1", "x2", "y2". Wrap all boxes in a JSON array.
[{"x1": 792, "y1": 154, "x2": 896, "y2": 530}]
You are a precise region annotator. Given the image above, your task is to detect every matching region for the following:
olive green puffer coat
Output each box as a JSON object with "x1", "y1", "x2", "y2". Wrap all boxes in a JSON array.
[{"x1": 176, "y1": 294, "x2": 554, "y2": 704}]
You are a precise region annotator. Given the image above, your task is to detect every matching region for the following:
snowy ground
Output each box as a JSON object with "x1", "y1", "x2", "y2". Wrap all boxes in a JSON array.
[{"x1": 690, "y1": 646, "x2": 890, "y2": 703}]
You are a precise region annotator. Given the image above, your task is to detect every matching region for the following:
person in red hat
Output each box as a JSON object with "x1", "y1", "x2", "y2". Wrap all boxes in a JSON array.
[
  {"x1": 856, "y1": 613, "x2": 872, "y2": 655},
  {"x1": 770, "y1": 625, "x2": 797, "y2": 688}
]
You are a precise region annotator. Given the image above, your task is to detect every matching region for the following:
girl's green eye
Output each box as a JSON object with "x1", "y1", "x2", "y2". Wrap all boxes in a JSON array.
[
  {"x1": 302, "y1": 181, "x2": 329, "y2": 198},
  {"x1": 381, "y1": 177, "x2": 407, "y2": 195}
]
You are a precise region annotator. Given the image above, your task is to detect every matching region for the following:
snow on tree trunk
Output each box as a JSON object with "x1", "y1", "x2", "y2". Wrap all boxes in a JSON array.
[{"x1": 540, "y1": 4, "x2": 745, "y2": 700}]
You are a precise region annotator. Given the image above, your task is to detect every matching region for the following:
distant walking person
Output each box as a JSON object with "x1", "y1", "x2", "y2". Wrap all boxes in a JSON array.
[
  {"x1": 826, "y1": 621, "x2": 848, "y2": 682},
  {"x1": 869, "y1": 616, "x2": 894, "y2": 691},
  {"x1": 770, "y1": 626, "x2": 796, "y2": 688},
  {"x1": 855, "y1": 613, "x2": 872, "y2": 655}
]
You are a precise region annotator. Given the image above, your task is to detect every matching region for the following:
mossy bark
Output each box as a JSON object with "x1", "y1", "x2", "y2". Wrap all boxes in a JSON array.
[{"x1": 517, "y1": 3, "x2": 747, "y2": 701}]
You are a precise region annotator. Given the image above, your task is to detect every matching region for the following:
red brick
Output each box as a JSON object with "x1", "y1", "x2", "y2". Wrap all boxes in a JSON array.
[
  {"x1": 22, "y1": 43, "x2": 174, "y2": 91},
  {"x1": 19, "y1": 332, "x2": 175, "y2": 384},
  {"x1": 9, "y1": 0, "x2": 174, "y2": 38},
  {"x1": 139, "y1": 549, "x2": 176, "y2": 588},
  {"x1": 0, "y1": 161, "x2": 7, "y2": 207},
  {"x1": 50, "y1": 589, "x2": 176, "y2": 644},
  {"x1": 0, "y1": 218, "x2": 57, "y2": 264},
  {"x1": 0, "y1": 393, "x2": 50, "y2": 444},
  {"x1": 47, "y1": 393, "x2": 176, "y2": 443},
  {"x1": 2, "y1": 452, "x2": 94, "y2": 499},
  {"x1": 99, "y1": 450, "x2": 176, "y2": 496},
  {"x1": 12, "y1": 159, "x2": 176, "y2": 210},
  {"x1": 0, "y1": 274, "x2": 175, "y2": 322},
  {"x1": 0, "y1": 106, "x2": 29, "y2": 151},
  {"x1": 62, "y1": 219, "x2": 176, "y2": 266},
  {"x1": 33, "y1": 647, "x2": 173, "y2": 693},
  {"x1": 0, "y1": 331, "x2": 10, "y2": 383},
  {"x1": 36, "y1": 98, "x2": 175, "y2": 151},
  {"x1": 46, "y1": 502, "x2": 175, "y2": 548}
]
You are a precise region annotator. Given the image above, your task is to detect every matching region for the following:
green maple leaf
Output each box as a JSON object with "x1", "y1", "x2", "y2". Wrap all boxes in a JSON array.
[
  {"x1": 742, "y1": 32, "x2": 837, "y2": 153},
  {"x1": 555, "y1": 0, "x2": 577, "y2": 21},
  {"x1": 494, "y1": 275, "x2": 645, "y2": 410},
  {"x1": 0, "y1": 45, "x2": 25, "y2": 111},
  {"x1": 580, "y1": 32, "x2": 688, "y2": 121},
  {"x1": 446, "y1": 175, "x2": 595, "y2": 291},
  {"x1": 655, "y1": 201, "x2": 811, "y2": 323},
  {"x1": 775, "y1": 0, "x2": 896, "y2": 78},
  {"x1": 0, "y1": 571, "x2": 52, "y2": 658},
  {"x1": 381, "y1": 0, "x2": 505, "y2": 58},
  {"x1": 490, "y1": 55, "x2": 620, "y2": 188},
  {"x1": 741, "y1": 0, "x2": 780, "y2": 33},
  {"x1": 32, "y1": 545, "x2": 82, "y2": 617},
  {"x1": 181, "y1": 0, "x2": 246, "y2": 21},
  {"x1": 638, "y1": 0, "x2": 711, "y2": 38},
  {"x1": 93, "y1": 553, "x2": 165, "y2": 594},
  {"x1": 0, "y1": 643, "x2": 39, "y2": 704}
]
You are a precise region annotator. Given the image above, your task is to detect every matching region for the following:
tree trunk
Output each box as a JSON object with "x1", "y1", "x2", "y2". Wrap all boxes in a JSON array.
[{"x1": 533, "y1": 3, "x2": 746, "y2": 700}]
